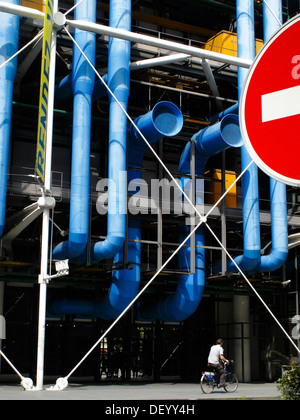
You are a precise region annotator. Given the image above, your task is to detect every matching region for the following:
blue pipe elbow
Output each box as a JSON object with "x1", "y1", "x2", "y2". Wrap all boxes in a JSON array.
[
  {"x1": 95, "y1": 219, "x2": 141, "y2": 320},
  {"x1": 0, "y1": 0, "x2": 20, "y2": 238},
  {"x1": 257, "y1": 156, "x2": 288, "y2": 273},
  {"x1": 49, "y1": 221, "x2": 141, "y2": 319},
  {"x1": 256, "y1": 1, "x2": 288, "y2": 273}
]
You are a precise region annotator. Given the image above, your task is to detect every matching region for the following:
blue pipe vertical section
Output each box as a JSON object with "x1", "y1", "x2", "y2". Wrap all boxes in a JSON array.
[
  {"x1": 140, "y1": 115, "x2": 243, "y2": 322},
  {"x1": 258, "y1": 0, "x2": 288, "y2": 272},
  {"x1": 139, "y1": 223, "x2": 205, "y2": 322},
  {"x1": 228, "y1": 0, "x2": 261, "y2": 272},
  {"x1": 91, "y1": 0, "x2": 131, "y2": 262},
  {"x1": 53, "y1": 0, "x2": 96, "y2": 259},
  {"x1": 0, "y1": 0, "x2": 20, "y2": 237},
  {"x1": 94, "y1": 102, "x2": 183, "y2": 319},
  {"x1": 94, "y1": 220, "x2": 142, "y2": 320}
]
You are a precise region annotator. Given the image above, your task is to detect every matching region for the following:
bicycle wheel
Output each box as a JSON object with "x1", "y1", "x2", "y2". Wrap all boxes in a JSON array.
[
  {"x1": 200, "y1": 374, "x2": 215, "y2": 394},
  {"x1": 224, "y1": 373, "x2": 238, "y2": 393}
]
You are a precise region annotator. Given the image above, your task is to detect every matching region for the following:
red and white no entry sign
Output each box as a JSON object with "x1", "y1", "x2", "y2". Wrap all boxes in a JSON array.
[{"x1": 240, "y1": 14, "x2": 300, "y2": 186}]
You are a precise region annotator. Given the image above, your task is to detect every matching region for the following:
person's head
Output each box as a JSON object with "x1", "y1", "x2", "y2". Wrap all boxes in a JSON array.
[{"x1": 216, "y1": 338, "x2": 224, "y2": 346}]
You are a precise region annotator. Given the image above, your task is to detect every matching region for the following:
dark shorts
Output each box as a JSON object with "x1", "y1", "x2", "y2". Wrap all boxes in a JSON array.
[{"x1": 208, "y1": 363, "x2": 226, "y2": 386}]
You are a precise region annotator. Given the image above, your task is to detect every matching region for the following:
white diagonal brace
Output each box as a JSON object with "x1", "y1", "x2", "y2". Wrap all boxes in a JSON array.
[{"x1": 0, "y1": 1, "x2": 44, "y2": 19}]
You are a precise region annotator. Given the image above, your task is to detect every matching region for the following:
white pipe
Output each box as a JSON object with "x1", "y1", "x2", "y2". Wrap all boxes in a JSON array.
[
  {"x1": 0, "y1": 1, "x2": 252, "y2": 68},
  {"x1": 130, "y1": 53, "x2": 191, "y2": 70},
  {"x1": 0, "y1": 0, "x2": 44, "y2": 19},
  {"x1": 66, "y1": 18, "x2": 252, "y2": 69}
]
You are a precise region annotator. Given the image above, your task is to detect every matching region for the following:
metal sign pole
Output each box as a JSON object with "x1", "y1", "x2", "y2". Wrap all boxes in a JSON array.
[{"x1": 35, "y1": 0, "x2": 58, "y2": 391}]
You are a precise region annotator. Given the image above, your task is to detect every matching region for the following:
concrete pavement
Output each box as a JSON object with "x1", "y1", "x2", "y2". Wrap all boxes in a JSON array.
[{"x1": 0, "y1": 381, "x2": 281, "y2": 400}]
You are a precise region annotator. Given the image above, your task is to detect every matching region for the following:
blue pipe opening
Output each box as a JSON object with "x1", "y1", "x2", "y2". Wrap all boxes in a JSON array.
[{"x1": 129, "y1": 101, "x2": 184, "y2": 168}]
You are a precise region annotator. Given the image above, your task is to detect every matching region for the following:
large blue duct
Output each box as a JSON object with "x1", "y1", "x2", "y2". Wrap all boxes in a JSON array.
[
  {"x1": 94, "y1": 102, "x2": 183, "y2": 320},
  {"x1": 227, "y1": 0, "x2": 261, "y2": 273},
  {"x1": 90, "y1": 0, "x2": 131, "y2": 263},
  {"x1": 139, "y1": 114, "x2": 243, "y2": 322},
  {"x1": 47, "y1": 101, "x2": 184, "y2": 319},
  {"x1": 52, "y1": 0, "x2": 96, "y2": 259},
  {"x1": 258, "y1": 0, "x2": 288, "y2": 272},
  {"x1": 228, "y1": 0, "x2": 288, "y2": 274},
  {"x1": 0, "y1": 0, "x2": 20, "y2": 238}
]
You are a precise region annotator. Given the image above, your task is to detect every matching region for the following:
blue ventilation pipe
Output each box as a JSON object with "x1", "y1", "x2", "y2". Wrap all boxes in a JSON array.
[
  {"x1": 47, "y1": 219, "x2": 142, "y2": 319},
  {"x1": 227, "y1": 0, "x2": 261, "y2": 273},
  {"x1": 55, "y1": 73, "x2": 108, "y2": 105},
  {"x1": 90, "y1": 0, "x2": 131, "y2": 263},
  {"x1": 94, "y1": 102, "x2": 183, "y2": 320},
  {"x1": 47, "y1": 102, "x2": 184, "y2": 319},
  {"x1": 139, "y1": 114, "x2": 243, "y2": 322},
  {"x1": 258, "y1": 0, "x2": 288, "y2": 272},
  {"x1": 228, "y1": 0, "x2": 288, "y2": 274},
  {"x1": 0, "y1": 0, "x2": 20, "y2": 238},
  {"x1": 52, "y1": 0, "x2": 96, "y2": 259}
]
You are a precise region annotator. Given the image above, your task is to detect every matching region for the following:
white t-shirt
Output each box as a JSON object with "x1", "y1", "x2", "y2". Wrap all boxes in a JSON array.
[{"x1": 208, "y1": 344, "x2": 224, "y2": 364}]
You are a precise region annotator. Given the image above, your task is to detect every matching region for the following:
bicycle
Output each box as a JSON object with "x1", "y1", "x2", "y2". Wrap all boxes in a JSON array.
[{"x1": 200, "y1": 361, "x2": 238, "y2": 394}]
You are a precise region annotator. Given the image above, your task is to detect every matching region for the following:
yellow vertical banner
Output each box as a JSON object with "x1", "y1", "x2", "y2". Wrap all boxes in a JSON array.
[{"x1": 35, "y1": 0, "x2": 54, "y2": 184}]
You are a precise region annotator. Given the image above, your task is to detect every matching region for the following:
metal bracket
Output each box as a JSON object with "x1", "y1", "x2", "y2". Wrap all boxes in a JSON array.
[{"x1": 39, "y1": 259, "x2": 69, "y2": 284}]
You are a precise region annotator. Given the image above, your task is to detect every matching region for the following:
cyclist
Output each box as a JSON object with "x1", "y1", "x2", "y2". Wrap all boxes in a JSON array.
[{"x1": 207, "y1": 338, "x2": 229, "y2": 389}]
